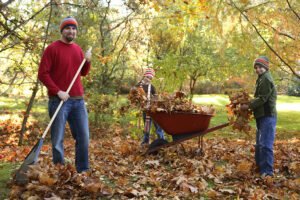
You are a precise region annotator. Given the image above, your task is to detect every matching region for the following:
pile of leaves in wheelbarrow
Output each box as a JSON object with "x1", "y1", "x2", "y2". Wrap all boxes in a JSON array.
[
  {"x1": 129, "y1": 89, "x2": 215, "y2": 115},
  {"x1": 226, "y1": 90, "x2": 253, "y2": 134}
]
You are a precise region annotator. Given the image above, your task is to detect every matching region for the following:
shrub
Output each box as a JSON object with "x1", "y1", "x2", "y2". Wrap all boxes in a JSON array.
[{"x1": 287, "y1": 78, "x2": 300, "y2": 97}]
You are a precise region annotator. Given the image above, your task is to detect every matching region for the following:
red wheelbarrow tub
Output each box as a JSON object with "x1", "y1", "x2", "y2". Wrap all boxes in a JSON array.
[{"x1": 148, "y1": 111, "x2": 214, "y2": 135}]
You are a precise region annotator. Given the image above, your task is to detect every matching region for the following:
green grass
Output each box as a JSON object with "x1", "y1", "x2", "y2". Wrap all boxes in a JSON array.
[
  {"x1": 0, "y1": 96, "x2": 47, "y2": 113},
  {"x1": 1, "y1": 94, "x2": 299, "y2": 139},
  {"x1": 0, "y1": 162, "x2": 17, "y2": 199},
  {"x1": 192, "y1": 94, "x2": 300, "y2": 139}
]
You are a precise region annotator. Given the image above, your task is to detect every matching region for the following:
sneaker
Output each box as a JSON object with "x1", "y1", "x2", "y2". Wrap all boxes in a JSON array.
[
  {"x1": 261, "y1": 173, "x2": 273, "y2": 186},
  {"x1": 260, "y1": 173, "x2": 273, "y2": 178}
]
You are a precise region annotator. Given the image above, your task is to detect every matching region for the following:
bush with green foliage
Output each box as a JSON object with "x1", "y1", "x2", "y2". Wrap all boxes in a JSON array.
[{"x1": 287, "y1": 78, "x2": 300, "y2": 97}]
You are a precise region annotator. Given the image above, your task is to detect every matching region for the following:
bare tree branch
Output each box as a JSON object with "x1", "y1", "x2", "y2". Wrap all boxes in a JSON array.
[
  {"x1": 257, "y1": 18, "x2": 295, "y2": 40},
  {"x1": 286, "y1": 0, "x2": 300, "y2": 21},
  {"x1": 109, "y1": 20, "x2": 129, "y2": 54},
  {"x1": 109, "y1": 12, "x2": 134, "y2": 32},
  {"x1": 0, "y1": 0, "x2": 15, "y2": 11},
  {"x1": 0, "y1": 2, "x2": 50, "y2": 44},
  {"x1": 228, "y1": 0, "x2": 300, "y2": 79}
]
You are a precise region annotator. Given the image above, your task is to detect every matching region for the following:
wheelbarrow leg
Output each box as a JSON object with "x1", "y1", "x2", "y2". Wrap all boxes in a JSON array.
[
  {"x1": 201, "y1": 136, "x2": 204, "y2": 155},
  {"x1": 145, "y1": 123, "x2": 230, "y2": 155},
  {"x1": 196, "y1": 136, "x2": 205, "y2": 156}
]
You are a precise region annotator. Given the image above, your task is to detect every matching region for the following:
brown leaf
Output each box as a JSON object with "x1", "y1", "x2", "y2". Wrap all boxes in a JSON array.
[
  {"x1": 9, "y1": 185, "x2": 24, "y2": 198},
  {"x1": 181, "y1": 182, "x2": 198, "y2": 193},
  {"x1": 44, "y1": 193, "x2": 62, "y2": 200},
  {"x1": 236, "y1": 161, "x2": 253, "y2": 174},
  {"x1": 219, "y1": 188, "x2": 236, "y2": 194},
  {"x1": 124, "y1": 189, "x2": 139, "y2": 198},
  {"x1": 206, "y1": 189, "x2": 219, "y2": 198},
  {"x1": 39, "y1": 173, "x2": 57, "y2": 186},
  {"x1": 27, "y1": 196, "x2": 41, "y2": 200},
  {"x1": 26, "y1": 183, "x2": 51, "y2": 192},
  {"x1": 173, "y1": 175, "x2": 187, "y2": 185},
  {"x1": 289, "y1": 162, "x2": 300, "y2": 175},
  {"x1": 145, "y1": 160, "x2": 160, "y2": 167},
  {"x1": 84, "y1": 182, "x2": 102, "y2": 193}
]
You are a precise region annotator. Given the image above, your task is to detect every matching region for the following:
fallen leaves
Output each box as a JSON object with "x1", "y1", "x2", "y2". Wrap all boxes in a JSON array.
[
  {"x1": 145, "y1": 159, "x2": 160, "y2": 167},
  {"x1": 173, "y1": 175, "x2": 198, "y2": 193},
  {"x1": 0, "y1": 119, "x2": 42, "y2": 146},
  {"x1": 38, "y1": 173, "x2": 57, "y2": 186},
  {"x1": 9, "y1": 162, "x2": 111, "y2": 199},
  {"x1": 236, "y1": 161, "x2": 253, "y2": 175},
  {"x1": 2, "y1": 121, "x2": 299, "y2": 199},
  {"x1": 226, "y1": 90, "x2": 253, "y2": 134}
]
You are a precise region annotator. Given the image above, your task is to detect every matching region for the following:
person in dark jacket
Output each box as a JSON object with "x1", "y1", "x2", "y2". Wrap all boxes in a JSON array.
[
  {"x1": 137, "y1": 68, "x2": 164, "y2": 145},
  {"x1": 242, "y1": 56, "x2": 277, "y2": 177}
]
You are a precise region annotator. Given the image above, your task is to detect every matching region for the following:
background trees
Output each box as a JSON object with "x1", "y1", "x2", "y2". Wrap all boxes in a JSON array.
[{"x1": 0, "y1": 0, "x2": 299, "y2": 140}]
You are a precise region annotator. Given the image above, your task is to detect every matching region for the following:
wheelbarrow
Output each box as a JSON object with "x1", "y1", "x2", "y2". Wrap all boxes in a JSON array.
[{"x1": 145, "y1": 111, "x2": 229, "y2": 154}]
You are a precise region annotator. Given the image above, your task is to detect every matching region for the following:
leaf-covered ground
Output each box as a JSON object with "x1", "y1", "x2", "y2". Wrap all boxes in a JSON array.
[{"x1": 1, "y1": 119, "x2": 299, "y2": 199}]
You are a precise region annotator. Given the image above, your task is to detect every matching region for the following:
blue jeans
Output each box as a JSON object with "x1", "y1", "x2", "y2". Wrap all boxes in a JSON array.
[
  {"x1": 48, "y1": 98, "x2": 89, "y2": 172},
  {"x1": 255, "y1": 116, "x2": 276, "y2": 175},
  {"x1": 142, "y1": 112, "x2": 164, "y2": 143}
]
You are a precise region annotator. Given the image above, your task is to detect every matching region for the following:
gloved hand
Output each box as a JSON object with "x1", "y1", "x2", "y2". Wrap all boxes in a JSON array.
[
  {"x1": 57, "y1": 90, "x2": 70, "y2": 102},
  {"x1": 85, "y1": 49, "x2": 92, "y2": 62}
]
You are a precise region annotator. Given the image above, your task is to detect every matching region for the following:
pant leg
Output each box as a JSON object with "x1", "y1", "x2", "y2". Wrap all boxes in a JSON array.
[
  {"x1": 48, "y1": 98, "x2": 70, "y2": 165},
  {"x1": 257, "y1": 116, "x2": 276, "y2": 175},
  {"x1": 153, "y1": 120, "x2": 164, "y2": 139},
  {"x1": 255, "y1": 119, "x2": 261, "y2": 167},
  {"x1": 67, "y1": 99, "x2": 90, "y2": 172},
  {"x1": 142, "y1": 112, "x2": 151, "y2": 143}
]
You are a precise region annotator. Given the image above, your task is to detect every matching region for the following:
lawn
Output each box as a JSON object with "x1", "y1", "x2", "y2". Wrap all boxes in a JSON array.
[
  {"x1": 0, "y1": 94, "x2": 299, "y2": 198},
  {"x1": 192, "y1": 94, "x2": 300, "y2": 139},
  {"x1": 1, "y1": 94, "x2": 299, "y2": 138},
  {"x1": 0, "y1": 162, "x2": 16, "y2": 199}
]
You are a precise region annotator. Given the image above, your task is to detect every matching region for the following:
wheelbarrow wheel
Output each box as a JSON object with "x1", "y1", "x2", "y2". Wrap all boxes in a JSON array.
[{"x1": 148, "y1": 139, "x2": 168, "y2": 155}]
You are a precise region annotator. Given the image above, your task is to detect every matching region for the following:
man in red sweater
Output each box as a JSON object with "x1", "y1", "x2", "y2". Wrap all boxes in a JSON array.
[{"x1": 38, "y1": 16, "x2": 91, "y2": 172}]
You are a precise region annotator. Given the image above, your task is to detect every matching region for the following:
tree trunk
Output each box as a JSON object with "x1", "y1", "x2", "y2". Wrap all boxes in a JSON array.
[
  {"x1": 19, "y1": 81, "x2": 39, "y2": 145},
  {"x1": 189, "y1": 77, "x2": 197, "y2": 100},
  {"x1": 19, "y1": 0, "x2": 53, "y2": 145}
]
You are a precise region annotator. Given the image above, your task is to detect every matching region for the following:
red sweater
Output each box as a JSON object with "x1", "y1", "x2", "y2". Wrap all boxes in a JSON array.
[{"x1": 38, "y1": 40, "x2": 91, "y2": 97}]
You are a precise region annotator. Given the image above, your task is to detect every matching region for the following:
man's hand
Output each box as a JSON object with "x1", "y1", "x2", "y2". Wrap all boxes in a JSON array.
[
  {"x1": 241, "y1": 104, "x2": 249, "y2": 111},
  {"x1": 57, "y1": 91, "x2": 70, "y2": 102},
  {"x1": 85, "y1": 50, "x2": 92, "y2": 62}
]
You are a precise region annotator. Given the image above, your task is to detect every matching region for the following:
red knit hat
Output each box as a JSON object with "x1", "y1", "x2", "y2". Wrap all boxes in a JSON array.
[
  {"x1": 144, "y1": 68, "x2": 155, "y2": 78},
  {"x1": 60, "y1": 16, "x2": 78, "y2": 32},
  {"x1": 254, "y1": 56, "x2": 269, "y2": 70}
]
